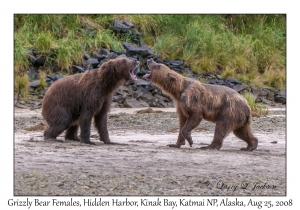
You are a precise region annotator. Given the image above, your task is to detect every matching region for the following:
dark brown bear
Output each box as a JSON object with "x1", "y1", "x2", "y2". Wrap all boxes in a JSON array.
[
  {"x1": 144, "y1": 58, "x2": 258, "y2": 151},
  {"x1": 42, "y1": 57, "x2": 140, "y2": 145}
]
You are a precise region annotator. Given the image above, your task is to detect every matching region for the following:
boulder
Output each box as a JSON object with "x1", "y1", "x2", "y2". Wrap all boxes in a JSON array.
[
  {"x1": 73, "y1": 65, "x2": 84, "y2": 73},
  {"x1": 134, "y1": 78, "x2": 151, "y2": 86},
  {"x1": 112, "y1": 95, "x2": 125, "y2": 104},
  {"x1": 34, "y1": 56, "x2": 46, "y2": 68},
  {"x1": 27, "y1": 67, "x2": 37, "y2": 79},
  {"x1": 122, "y1": 42, "x2": 154, "y2": 57},
  {"x1": 226, "y1": 78, "x2": 242, "y2": 85},
  {"x1": 123, "y1": 98, "x2": 149, "y2": 108},
  {"x1": 232, "y1": 84, "x2": 247, "y2": 93},
  {"x1": 111, "y1": 20, "x2": 134, "y2": 33},
  {"x1": 29, "y1": 80, "x2": 40, "y2": 88},
  {"x1": 274, "y1": 95, "x2": 286, "y2": 104}
]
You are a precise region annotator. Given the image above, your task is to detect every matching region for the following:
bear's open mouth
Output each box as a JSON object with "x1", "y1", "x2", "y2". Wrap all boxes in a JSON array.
[{"x1": 130, "y1": 62, "x2": 140, "y2": 80}]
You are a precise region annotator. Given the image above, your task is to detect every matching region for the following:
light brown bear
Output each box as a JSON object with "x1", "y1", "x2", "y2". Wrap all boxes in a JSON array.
[
  {"x1": 144, "y1": 58, "x2": 258, "y2": 151},
  {"x1": 42, "y1": 57, "x2": 139, "y2": 145}
]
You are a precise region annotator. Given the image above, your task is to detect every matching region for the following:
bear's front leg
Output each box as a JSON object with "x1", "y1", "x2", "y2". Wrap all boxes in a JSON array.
[
  {"x1": 167, "y1": 109, "x2": 187, "y2": 148},
  {"x1": 180, "y1": 115, "x2": 202, "y2": 147},
  {"x1": 94, "y1": 103, "x2": 120, "y2": 145}
]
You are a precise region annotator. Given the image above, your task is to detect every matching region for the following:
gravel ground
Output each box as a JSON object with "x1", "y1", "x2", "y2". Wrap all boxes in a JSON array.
[{"x1": 14, "y1": 106, "x2": 286, "y2": 196}]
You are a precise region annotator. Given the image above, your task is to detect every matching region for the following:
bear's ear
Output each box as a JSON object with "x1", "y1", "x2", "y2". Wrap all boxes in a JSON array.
[{"x1": 167, "y1": 73, "x2": 177, "y2": 82}]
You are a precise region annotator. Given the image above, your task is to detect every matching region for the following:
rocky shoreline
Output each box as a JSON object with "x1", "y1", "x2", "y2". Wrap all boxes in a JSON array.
[{"x1": 15, "y1": 20, "x2": 286, "y2": 110}]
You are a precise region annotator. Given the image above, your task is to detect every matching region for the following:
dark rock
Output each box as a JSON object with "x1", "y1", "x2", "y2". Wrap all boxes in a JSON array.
[
  {"x1": 209, "y1": 79, "x2": 217, "y2": 84},
  {"x1": 157, "y1": 98, "x2": 168, "y2": 108},
  {"x1": 136, "y1": 86, "x2": 153, "y2": 102},
  {"x1": 183, "y1": 68, "x2": 196, "y2": 78},
  {"x1": 29, "y1": 80, "x2": 40, "y2": 88},
  {"x1": 266, "y1": 91, "x2": 275, "y2": 101},
  {"x1": 123, "y1": 98, "x2": 149, "y2": 108},
  {"x1": 203, "y1": 73, "x2": 216, "y2": 79},
  {"x1": 226, "y1": 78, "x2": 242, "y2": 85},
  {"x1": 83, "y1": 63, "x2": 93, "y2": 71},
  {"x1": 114, "y1": 90, "x2": 123, "y2": 96},
  {"x1": 97, "y1": 52, "x2": 119, "y2": 68},
  {"x1": 27, "y1": 67, "x2": 37, "y2": 79},
  {"x1": 232, "y1": 84, "x2": 247, "y2": 93},
  {"x1": 148, "y1": 98, "x2": 159, "y2": 107},
  {"x1": 170, "y1": 65, "x2": 185, "y2": 72},
  {"x1": 122, "y1": 42, "x2": 154, "y2": 57},
  {"x1": 73, "y1": 65, "x2": 84, "y2": 73},
  {"x1": 118, "y1": 85, "x2": 129, "y2": 93},
  {"x1": 261, "y1": 98, "x2": 276, "y2": 106},
  {"x1": 145, "y1": 83, "x2": 156, "y2": 92},
  {"x1": 95, "y1": 54, "x2": 107, "y2": 61},
  {"x1": 258, "y1": 88, "x2": 268, "y2": 97},
  {"x1": 99, "y1": 48, "x2": 110, "y2": 56},
  {"x1": 137, "y1": 70, "x2": 150, "y2": 77},
  {"x1": 134, "y1": 78, "x2": 151, "y2": 86},
  {"x1": 154, "y1": 94, "x2": 171, "y2": 102},
  {"x1": 110, "y1": 50, "x2": 125, "y2": 55},
  {"x1": 127, "y1": 85, "x2": 135, "y2": 96},
  {"x1": 136, "y1": 86, "x2": 150, "y2": 95},
  {"x1": 111, "y1": 20, "x2": 134, "y2": 33},
  {"x1": 34, "y1": 56, "x2": 46, "y2": 68},
  {"x1": 117, "y1": 54, "x2": 127, "y2": 59},
  {"x1": 50, "y1": 63, "x2": 59, "y2": 73},
  {"x1": 215, "y1": 74, "x2": 223, "y2": 80},
  {"x1": 124, "y1": 80, "x2": 135, "y2": 87},
  {"x1": 216, "y1": 79, "x2": 225, "y2": 85},
  {"x1": 84, "y1": 52, "x2": 91, "y2": 60},
  {"x1": 255, "y1": 97, "x2": 262, "y2": 103},
  {"x1": 113, "y1": 95, "x2": 125, "y2": 104},
  {"x1": 84, "y1": 58, "x2": 100, "y2": 68},
  {"x1": 168, "y1": 59, "x2": 184, "y2": 66},
  {"x1": 274, "y1": 95, "x2": 286, "y2": 104},
  {"x1": 223, "y1": 80, "x2": 234, "y2": 88},
  {"x1": 46, "y1": 74, "x2": 64, "y2": 82},
  {"x1": 28, "y1": 55, "x2": 36, "y2": 64},
  {"x1": 150, "y1": 87, "x2": 159, "y2": 94}
]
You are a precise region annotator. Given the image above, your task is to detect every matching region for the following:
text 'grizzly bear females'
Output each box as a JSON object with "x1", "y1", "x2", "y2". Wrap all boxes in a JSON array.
[
  {"x1": 42, "y1": 57, "x2": 140, "y2": 145},
  {"x1": 144, "y1": 58, "x2": 258, "y2": 151}
]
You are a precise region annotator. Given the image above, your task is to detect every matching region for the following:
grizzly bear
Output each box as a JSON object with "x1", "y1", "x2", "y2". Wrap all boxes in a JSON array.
[
  {"x1": 144, "y1": 58, "x2": 258, "y2": 151},
  {"x1": 42, "y1": 57, "x2": 140, "y2": 145}
]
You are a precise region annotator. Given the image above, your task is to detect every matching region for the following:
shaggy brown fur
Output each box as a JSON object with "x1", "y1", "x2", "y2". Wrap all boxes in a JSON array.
[
  {"x1": 144, "y1": 58, "x2": 258, "y2": 151},
  {"x1": 42, "y1": 57, "x2": 139, "y2": 145}
]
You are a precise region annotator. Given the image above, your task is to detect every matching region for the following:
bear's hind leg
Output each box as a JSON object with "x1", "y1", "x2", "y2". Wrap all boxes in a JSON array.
[
  {"x1": 65, "y1": 124, "x2": 80, "y2": 141},
  {"x1": 233, "y1": 123, "x2": 258, "y2": 151},
  {"x1": 78, "y1": 112, "x2": 94, "y2": 145},
  {"x1": 201, "y1": 121, "x2": 231, "y2": 150},
  {"x1": 44, "y1": 109, "x2": 72, "y2": 141}
]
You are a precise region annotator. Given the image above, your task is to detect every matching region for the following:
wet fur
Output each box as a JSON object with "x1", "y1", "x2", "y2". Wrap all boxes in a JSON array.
[
  {"x1": 147, "y1": 59, "x2": 258, "y2": 151},
  {"x1": 42, "y1": 58, "x2": 138, "y2": 145}
]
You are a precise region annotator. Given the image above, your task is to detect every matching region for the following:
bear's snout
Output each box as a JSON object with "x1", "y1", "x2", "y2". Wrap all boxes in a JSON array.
[{"x1": 147, "y1": 58, "x2": 154, "y2": 63}]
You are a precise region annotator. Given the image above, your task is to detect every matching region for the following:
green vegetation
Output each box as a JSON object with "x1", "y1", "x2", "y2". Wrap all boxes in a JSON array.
[
  {"x1": 242, "y1": 92, "x2": 269, "y2": 117},
  {"x1": 14, "y1": 74, "x2": 29, "y2": 99},
  {"x1": 14, "y1": 14, "x2": 286, "y2": 92},
  {"x1": 38, "y1": 72, "x2": 46, "y2": 90}
]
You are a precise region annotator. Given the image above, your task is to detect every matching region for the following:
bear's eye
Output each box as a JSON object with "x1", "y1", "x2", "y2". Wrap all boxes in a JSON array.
[{"x1": 122, "y1": 59, "x2": 127, "y2": 64}]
